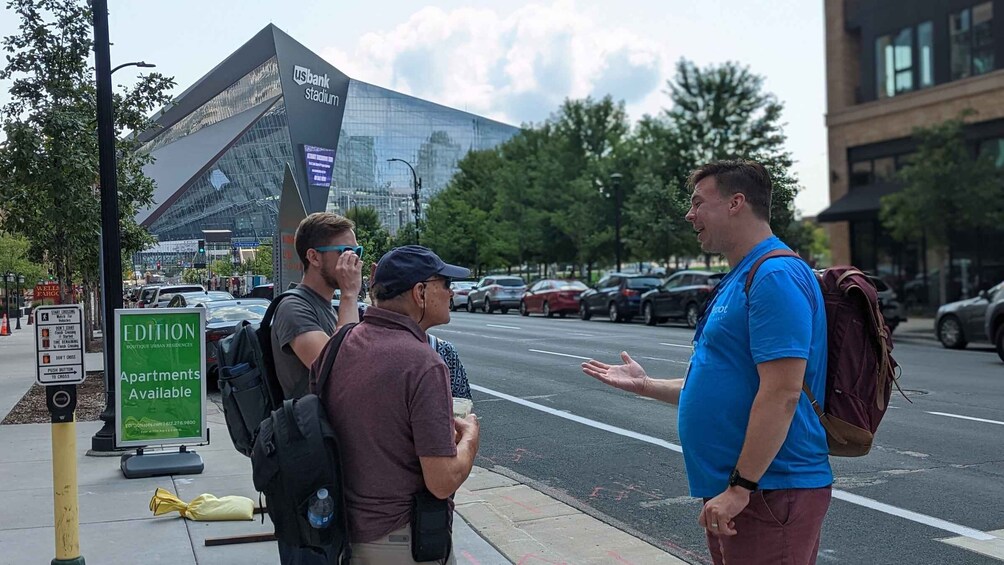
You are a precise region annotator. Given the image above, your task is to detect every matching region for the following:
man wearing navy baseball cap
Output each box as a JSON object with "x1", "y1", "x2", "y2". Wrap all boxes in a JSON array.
[{"x1": 315, "y1": 245, "x2": 478, "y2": 563}]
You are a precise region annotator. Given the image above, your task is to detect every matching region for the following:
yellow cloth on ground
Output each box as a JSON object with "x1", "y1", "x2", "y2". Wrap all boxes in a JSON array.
[{"x1": 148, "y1": 487, "x2": 254, "y2": 521}]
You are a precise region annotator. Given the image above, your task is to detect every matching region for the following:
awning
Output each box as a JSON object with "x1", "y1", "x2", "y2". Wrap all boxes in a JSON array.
[{"x1": 816, "y1": 182, "x2": 902, "y2": 223}]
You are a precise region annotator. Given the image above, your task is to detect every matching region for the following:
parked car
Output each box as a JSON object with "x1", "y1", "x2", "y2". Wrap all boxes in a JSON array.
[
  {"x1": 984, "y1": 282, "x2": 1004, "y2": 362},
  {"x1": 579, "y1": 274, "x2": 663, "y2": 323},
  {"x1": 640, "y1": 270, "x2": 723, "y2": 328},
  {"x1": 138, "y1": 284, "x2": 205, "y2": 308},
  {"x1": 935, "y1": 281, "x2": 1003, "y2": 350},
  {"x1": 449, "y1": 280, "x2": 477, "y2": 311},
  {"x1": 167, "y1": 290, "x2": 234, "y2": 308},
  {"x1": 519, "y1": 279, "x2": 587, "y2": 317},
  {"x1": 466, "y1": 276, "x2": 527, "y2": 314},
  {"x1": 203, "y1": 298, "x2": 270, "y2": 386},
  {"x1": 867, "y1": 275, "x2": 906, "y2": 333},
  {"x1": 249, "y1": 284, "x2": 275, "y2": 300}
]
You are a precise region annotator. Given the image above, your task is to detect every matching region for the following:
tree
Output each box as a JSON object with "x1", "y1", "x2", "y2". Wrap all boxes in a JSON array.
[
  {"x1": 210, "y1": 259, "x2": 234, "y2": 278},
  {"x1": 243, "y1": 245, "x2": 273, "y2": 277},
  {"x1": 664, "y1": 59, "x2": 801, "y2": 242},
  {"x1": 346, "y1": 206, "x2": 392, "y2": 268},
  {"x1": 0, "y1": 0, "x2": 175, "y2": 302},
  {"x1": 0, "y1": 233, "x2": 48, "y2": 285},
  {"x1": 881, "y1": 116, "x2": 1002, "y2": 302}
]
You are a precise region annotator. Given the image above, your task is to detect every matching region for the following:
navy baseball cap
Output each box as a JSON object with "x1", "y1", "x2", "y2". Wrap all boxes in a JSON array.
[{"x1": 373, "y1": 245, "x2": 471, "y2": 299}]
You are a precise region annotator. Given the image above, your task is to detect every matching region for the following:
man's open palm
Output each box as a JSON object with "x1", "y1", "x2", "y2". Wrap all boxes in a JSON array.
[{"x1": 581, "y1": 352, "x2": 648, "y2": 395}]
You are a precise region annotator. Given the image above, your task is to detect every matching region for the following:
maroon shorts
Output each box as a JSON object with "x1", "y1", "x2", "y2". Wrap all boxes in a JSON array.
[{"x1": 705, "y1": 486, "x2": 831, "y2": 565}]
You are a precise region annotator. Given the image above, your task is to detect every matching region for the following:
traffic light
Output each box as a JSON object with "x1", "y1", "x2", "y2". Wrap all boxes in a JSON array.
[{"x1": 197, "y1": 240, "x2": 206, "y2": 254}]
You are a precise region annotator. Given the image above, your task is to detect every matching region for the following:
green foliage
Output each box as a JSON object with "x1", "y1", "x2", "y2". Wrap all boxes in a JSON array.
[
  {"x1": 210, "y1": 259, "x2": 233, "y2": 277},
  {"x1": 0, "y1": 0, "x2": 174, "y2": 299},
  {"x1": 0, "y1": 233, "x2": 48, "y2": 285},
  {"x1": 243, "y1": 245, "x2": 273, "y2": 277},
  {"x1": 421, "y1": 60, "x2": 803, "y2": 271},
  {"x1": 346, "y1": 206, "x2": 393, "y2": 269},
  {"x1": 181, "y1": 268, "x2": 205, "y2": 284},
  {"x1": 881, "y1": 116, "x2": 1003, "y2": 248},
  {"x1": 663, "y1": 59, "x2": 801, "y2": 242}
]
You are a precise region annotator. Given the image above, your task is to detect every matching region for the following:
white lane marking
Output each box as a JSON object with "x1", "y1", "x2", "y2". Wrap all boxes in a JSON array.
[
  {"x1": 927, "y1": 412, "x2": 1004, "y2": 426},
  {"x1": 472, "y1": 384, "x2": 995, "y2": 542},
  {"x1": 660, "y1": 343, "x2": 694, "y2": 349},
  {"x1": 831, "y1": 491, "x2": 994, "y2": 541},
  {"x1": 470, "y1": 384, "x2": 682, "y2": 453},
  {"x1": 570, "y1": 332, "x2": 595, "y2": 337},
  {"x1": 485, "y1": 323, "x2": 521, "y2": 330},
  {"x1": 640, "y1": 356, "x2": 689, "y2": 365},
  {"x1": 528, "y1": 349, "x2": 591, "y2": 361}
]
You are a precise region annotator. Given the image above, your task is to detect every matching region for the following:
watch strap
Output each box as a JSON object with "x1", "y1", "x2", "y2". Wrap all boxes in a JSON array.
[{"x1": 729, "y1": 468, "x2": 758, "y2": 491}]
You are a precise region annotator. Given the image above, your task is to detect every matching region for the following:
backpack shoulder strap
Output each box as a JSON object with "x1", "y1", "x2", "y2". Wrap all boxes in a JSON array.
[
  {"x1": 259, "y1": 287, "x2": 313, "y2": 330},
  {"x1": 740, "y1": 249, "x2": 836, "y2": 436},
  {"x1": 313, "y1": 323, "x2": 358, "y2": 399},
  {"x1": 744, "y1": 249, "x2": 803, "y2": 294}
]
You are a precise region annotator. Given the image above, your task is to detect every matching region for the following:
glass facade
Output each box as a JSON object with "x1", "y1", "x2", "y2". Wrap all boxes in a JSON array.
[
  {"x1": 147, "y1": 98, "x2": 292, "y2": 241},
  {"x1": 143, "y1": 68, "x2": 518, "y2": 244},
  {"x1": 142, "y1": 57, "x2": 282, "y2": 154},
  {"x1": 325, "y1": 80, "x2": 518, "y2": 233}
]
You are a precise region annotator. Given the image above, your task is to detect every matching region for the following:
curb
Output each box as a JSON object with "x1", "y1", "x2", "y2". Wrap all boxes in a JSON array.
[{"x1": 456, "y1": 467, "x2": 689, "y2": 564}]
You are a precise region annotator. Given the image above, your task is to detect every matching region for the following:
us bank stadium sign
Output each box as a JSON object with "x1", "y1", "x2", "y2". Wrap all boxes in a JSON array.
[{"x1": 293, "y1": 65, "x2": 339, "y2": 106}]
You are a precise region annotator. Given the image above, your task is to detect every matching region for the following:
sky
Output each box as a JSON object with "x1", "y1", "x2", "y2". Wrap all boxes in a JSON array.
[{"x1": 0, "y1": 0, "x2": 830, "y2": 215}]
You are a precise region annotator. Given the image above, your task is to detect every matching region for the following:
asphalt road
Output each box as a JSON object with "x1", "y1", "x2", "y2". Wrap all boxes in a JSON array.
[{"x1": 439, "y1": 309, "x2": 1004, "y2": 565}]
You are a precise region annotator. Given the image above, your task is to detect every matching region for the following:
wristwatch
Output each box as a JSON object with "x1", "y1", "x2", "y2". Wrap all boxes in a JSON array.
[{"x1": 729, "y1": 468, "x2": 758, "y2": 492}]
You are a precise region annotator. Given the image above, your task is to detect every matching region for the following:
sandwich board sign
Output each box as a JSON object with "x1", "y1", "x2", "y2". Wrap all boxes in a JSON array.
[
  {"x1": 115, "y1": 308, "x2": 207, "y2": 449},
  {"x1": 35, "y1": 305, "x2": 85, "y2": 385}
]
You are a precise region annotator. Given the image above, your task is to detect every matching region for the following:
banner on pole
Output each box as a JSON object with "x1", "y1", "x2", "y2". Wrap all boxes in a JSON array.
[{"x1": 114, "y1": 308, "x2": 207, "y2": 448}]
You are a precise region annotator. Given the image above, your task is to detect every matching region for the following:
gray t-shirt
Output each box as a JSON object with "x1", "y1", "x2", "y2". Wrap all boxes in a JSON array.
[{"x1": 270, "y1": 286, "x2": 337, "y2": 399}]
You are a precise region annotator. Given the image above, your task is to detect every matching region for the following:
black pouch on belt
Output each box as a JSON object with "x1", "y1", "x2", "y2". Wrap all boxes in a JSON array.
[{"x1": 411, "y1": 490, "x2": 452, "y2": 562}]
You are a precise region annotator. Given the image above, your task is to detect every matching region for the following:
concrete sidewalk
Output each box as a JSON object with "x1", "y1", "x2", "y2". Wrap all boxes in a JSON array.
[{"x1": 0, "y1": 317, "x2": 688, "y2": 565}]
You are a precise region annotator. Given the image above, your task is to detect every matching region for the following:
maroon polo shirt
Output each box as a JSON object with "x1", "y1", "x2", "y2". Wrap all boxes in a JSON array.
[{"x1": 314, "y1": 306, "x2": 457, "y2": 543}]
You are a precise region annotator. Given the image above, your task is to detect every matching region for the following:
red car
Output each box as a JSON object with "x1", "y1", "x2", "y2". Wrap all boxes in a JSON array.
[{"x1": 520, "y1": 279, "x2": 588, "y2": 317}]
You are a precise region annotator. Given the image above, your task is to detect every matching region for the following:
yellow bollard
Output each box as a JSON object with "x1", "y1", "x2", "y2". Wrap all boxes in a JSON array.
[{"x1": 51, "y1": 420, "x2": 85, "y2": 565}]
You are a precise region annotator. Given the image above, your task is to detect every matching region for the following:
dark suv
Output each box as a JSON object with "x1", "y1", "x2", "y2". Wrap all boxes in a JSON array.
[
  {"x1": 579, "y1": 274, "x2": 663, "y2": 323},
  {"x1": 640, "y1": 270, "x2": 723, "y2": 328}
]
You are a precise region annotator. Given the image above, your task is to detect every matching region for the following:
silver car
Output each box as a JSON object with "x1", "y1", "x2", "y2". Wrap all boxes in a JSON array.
[
  {"x1": 936, "y1": 281, "x2": 1004, "y2": 349},
  {"x1": 466, "y1": 276, "x2": 527, "y2": 314}
]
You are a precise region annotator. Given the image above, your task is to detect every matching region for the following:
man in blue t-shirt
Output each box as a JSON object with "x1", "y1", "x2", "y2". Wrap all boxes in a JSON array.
[{"x1": 582, "y1": 160, "x2": 832, "y2": 565}]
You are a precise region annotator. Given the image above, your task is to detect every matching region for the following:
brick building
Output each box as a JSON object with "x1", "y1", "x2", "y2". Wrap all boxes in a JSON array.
[{"x1": 820, "y1": 0, "x2": 1004, "y2": 305}]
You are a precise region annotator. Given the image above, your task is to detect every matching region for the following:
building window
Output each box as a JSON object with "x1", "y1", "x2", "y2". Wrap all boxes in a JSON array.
[
  {"x1": 980, "y1": 138, "x2": 1004, "y2": 168},
  {"x1": 877, "y1": 23, "x2": 930, "y2": 98},
  {"x1": 918, "y1": 21, "x2": 934, "y2": 88},
  {"x1": 951, "y1": 2, "x2": 994, "y2": 80},
  {"x1": 850, "y1": 161, "x2": 873, "y2": 187}
]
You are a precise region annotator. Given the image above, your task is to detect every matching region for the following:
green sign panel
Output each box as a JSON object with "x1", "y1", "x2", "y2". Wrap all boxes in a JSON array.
[{"x1": 115, "y1": 308, "x2": 207, "y2": 447}]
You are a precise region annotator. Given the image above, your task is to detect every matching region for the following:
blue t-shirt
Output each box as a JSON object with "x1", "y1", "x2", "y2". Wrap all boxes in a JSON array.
[{"x1": 678, "y1": 236, "x2": 832, "y2": 498}]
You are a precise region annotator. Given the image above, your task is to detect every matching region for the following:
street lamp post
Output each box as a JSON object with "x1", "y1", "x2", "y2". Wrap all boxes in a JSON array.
[
  {"x1": 16, "y1": 274, "x2": 24, "y2": 330},
  {"x1": 387, "y1": 158, "x2": 422, "y2": 245},
  {"x1": 610, "y1": 173, "x2": 624, "y2": 273},
  {"x1": 91, "y1": 0, "x2": 157, "y2": 452}
]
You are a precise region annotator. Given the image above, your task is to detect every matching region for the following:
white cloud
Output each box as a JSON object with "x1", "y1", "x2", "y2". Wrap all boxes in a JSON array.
[{"x1": 319, "y1": 1, "x2": 665, "y2": 126}]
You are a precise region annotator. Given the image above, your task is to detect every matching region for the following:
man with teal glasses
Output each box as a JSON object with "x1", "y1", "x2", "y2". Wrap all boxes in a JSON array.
[
  {"x1": 272, "y1": 212, "x2": 364, "y2": 565},
  {"x1": 271, "y1": 212, "x2": 363, "y2": 401}
]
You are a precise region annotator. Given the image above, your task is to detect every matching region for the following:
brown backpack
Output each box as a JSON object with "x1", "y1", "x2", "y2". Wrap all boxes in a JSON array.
[{"x1": 746, "y1": 250, "x2": 905, "y2": 457}]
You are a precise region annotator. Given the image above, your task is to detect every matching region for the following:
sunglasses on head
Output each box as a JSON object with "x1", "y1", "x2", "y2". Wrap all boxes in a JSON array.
[{"x1": 314, "y1": 245, "x2": 364, "y2": 260}]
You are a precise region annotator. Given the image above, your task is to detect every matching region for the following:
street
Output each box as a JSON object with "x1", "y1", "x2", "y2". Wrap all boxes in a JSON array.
[{"x1": 440, "y1": 310, "x2": 1004, "y2": 564}]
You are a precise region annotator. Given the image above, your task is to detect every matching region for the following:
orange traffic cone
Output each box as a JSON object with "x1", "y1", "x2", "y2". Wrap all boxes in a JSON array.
[{"x1": 0, "y1": 313, "x2": 9, "y2": 337}]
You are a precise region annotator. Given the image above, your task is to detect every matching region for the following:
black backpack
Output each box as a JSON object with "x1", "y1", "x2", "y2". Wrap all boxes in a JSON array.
[
  {"x1": 218, "y1": 288, "x2": 311, "y2": 457},
  {"x1": 251, "y1": 323, "x2": 356, "y2": 560}
]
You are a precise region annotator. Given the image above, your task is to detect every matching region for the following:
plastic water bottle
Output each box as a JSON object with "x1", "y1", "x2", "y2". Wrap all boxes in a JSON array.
[{"x1": 307, "y1": 488, "x2": 334, "y2": 529}]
